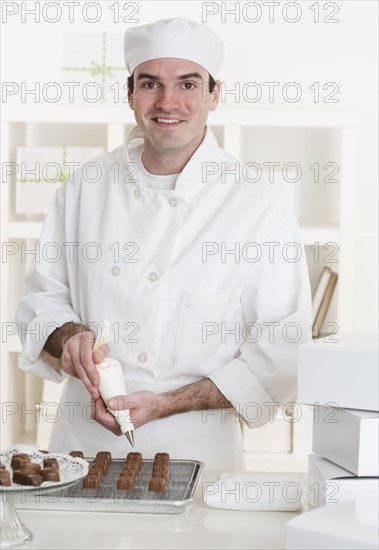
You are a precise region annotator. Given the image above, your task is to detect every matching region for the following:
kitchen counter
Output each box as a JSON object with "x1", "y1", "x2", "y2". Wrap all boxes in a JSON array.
[{"x1": 14, "y1": 471, "x2": 300, "y2": 549}]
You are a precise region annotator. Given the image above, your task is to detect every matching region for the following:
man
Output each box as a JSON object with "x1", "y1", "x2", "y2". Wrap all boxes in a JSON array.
[{"x1": 16, "y1": 18, "x2": 312, "y2": 470}]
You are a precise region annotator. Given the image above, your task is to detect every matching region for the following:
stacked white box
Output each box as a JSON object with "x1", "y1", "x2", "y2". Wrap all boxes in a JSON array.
[
  {"x1": 312, "y1": 406, "x2": 379, "y2": 476},
  {"x1": 286, "y1": 500, "x2": 379, "y2": 549},
  {"x1": 307, "y1": 453, "x2": 379, "y2": 509},
  {"x1": 286, "y1": 333, "x2": 379, "y2": 549},
  {"x1": 297, "y1": 332, "x2": 378, "y2": 411}
]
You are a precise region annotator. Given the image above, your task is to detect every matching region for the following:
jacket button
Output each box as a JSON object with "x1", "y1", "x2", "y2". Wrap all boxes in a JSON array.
[
  {"x1": 133, "y1": 189, "x2": 141, "y2": 199},
  {"x1": 148, "y1": 272, "x2": 159, "y2": 282},
  {"x1": 111, "y1": 266, "x2": 120, "y2": 276},
  {"x1": 168, "y1": 198, "x2": 177, "y2": 207},
  {"x1": 137, "y1": 353, "x2": 147, "y2": 363}
]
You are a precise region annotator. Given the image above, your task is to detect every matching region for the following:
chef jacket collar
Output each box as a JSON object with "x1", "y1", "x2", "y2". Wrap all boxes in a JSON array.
[{"x1": 123, "y1": 125, "x2": 221, "y2": 194}]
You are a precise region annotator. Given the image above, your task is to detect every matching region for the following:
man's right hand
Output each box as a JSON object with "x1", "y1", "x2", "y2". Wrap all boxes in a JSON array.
[
  {"x1": 60, "y1": 331, "x2": 109, "y2": 399},
  {"x1": 43, "y1": 323, "x2": 109, "y2": 399}
]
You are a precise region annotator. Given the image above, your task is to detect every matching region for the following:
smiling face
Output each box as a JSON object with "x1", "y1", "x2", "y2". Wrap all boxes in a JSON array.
[{"x1": 128, "y1": 58, "x2": 220, "y2": 168}]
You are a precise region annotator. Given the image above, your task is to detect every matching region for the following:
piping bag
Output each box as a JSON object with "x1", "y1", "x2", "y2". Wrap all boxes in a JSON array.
[{"x1": 93, "y1": 321, "x2": 135, "y2": 446}]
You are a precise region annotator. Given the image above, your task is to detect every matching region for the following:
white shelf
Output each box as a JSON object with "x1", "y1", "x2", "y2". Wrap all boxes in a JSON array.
[
  {"x1": 8, "y1": 335, "x2": 22, "y2": 353},
  {"x1": 300, "y1": 224, "x2": 340, "y2": 244},
  {"x1": 8, "y1": 222, "x2": 43, "y2": 240}
]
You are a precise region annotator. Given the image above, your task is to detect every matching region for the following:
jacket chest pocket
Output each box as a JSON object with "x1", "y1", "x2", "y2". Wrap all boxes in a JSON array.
[{"x1": 175, "y1": 289, "x2": 244, "y2": 360}]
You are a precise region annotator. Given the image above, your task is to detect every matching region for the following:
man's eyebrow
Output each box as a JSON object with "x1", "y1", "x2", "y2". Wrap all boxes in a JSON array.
[
  {"x1": 136, "y1": 72, "x2": 160, "y2": 81},
  {"x1": 178, "y1": 72, "x2": 203, "y2": 81},
  {"x1": 135, "y1": 72, "x2": 204, "y2": 81}
]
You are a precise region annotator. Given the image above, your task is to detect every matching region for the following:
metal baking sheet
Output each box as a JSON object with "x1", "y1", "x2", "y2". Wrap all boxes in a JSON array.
[{"x1": 14, "y1": 459, "x2": 204, "y2": 514}]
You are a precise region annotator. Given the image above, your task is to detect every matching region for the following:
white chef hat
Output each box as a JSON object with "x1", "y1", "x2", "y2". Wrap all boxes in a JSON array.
[{"x1": 124, "y1": 17, "x2": 224, "y2": 78}]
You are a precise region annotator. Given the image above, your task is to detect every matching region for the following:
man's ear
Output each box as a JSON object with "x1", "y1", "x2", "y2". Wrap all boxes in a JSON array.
[
  {"x1": 128, "y1": 87, "x2": 135, "y2": 110},
  {"x1": 210, "y1": 79, "x2": 221, "y2": 111}
]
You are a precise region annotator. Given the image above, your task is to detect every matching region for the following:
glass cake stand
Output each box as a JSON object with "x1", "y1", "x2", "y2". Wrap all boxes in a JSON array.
[{"x1": 0, "y1": 446, "x2": 88, "y2": 548}]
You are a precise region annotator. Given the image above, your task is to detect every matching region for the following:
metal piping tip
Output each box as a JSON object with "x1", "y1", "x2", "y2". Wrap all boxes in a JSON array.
[{"x1": 125, "y1": 430, "x2": 134, "y2": 447}]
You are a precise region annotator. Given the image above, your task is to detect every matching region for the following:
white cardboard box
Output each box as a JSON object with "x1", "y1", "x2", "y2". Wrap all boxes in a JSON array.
[
  {"x1": 307, "y1": 453, "x2": 379, "y2": 509},
  {"x1": 286, "y1": 499, "x2": 379, "y2": 549},
  {"x1": 61, "y1": 32, "x2": 126, "y2": 100},
  {"x1": 297, "y1": 333, "x2": 378, "y2": 411},
  {"x1": 312, "y1": 406, "x2": 379, "y2": 476}
]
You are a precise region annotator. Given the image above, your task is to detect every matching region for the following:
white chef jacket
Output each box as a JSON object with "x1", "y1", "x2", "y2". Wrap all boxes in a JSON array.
[{"x1": 16, "y1": 126, "x2": 312, "y2": 470}]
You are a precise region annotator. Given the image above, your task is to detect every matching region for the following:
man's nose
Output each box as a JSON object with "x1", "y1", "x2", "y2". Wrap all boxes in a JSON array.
[{"x1": 155, "y1": 88, "x2": 180, "y2": 111}]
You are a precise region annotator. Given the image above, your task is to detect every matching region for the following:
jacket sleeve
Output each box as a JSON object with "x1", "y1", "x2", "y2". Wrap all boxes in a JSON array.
[
  {"x1": 15, "y1": 185, "x2": 81, "y2": 383},
  {"x1": 207, "y1": 201, "x2": 313, "y2": 428}
]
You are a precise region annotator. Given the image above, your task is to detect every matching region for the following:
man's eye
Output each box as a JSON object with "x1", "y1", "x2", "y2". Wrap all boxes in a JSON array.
[
  {"x1": 182, "y1": 82, "x2": 195, "y2": 90},
  {"x1": 142, "y1": 82, "x2": 157, "y2": 89}
]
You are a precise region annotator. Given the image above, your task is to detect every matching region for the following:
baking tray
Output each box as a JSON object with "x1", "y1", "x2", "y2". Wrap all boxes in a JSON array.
[{"x1": 14, "y1": 459, "x2": 204, "y2": 514}]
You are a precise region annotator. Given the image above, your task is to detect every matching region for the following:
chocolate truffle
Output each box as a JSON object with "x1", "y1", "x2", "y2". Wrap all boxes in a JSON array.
[
  {"x1": 11, "y1": 456, "x2": 30, "y2": 470},
  {"x1": 88, "y1": 466, "x2": 104, "y2": 479},
  {"x1": 119, "y1": 470, "x2": 137, "y2": 482},
  {"x1": 69, "y1": 451, "x2": 84, "y2": 459},
  {"x1": 152, "y1": 470, "x2": 168, "y2": 481},
  {"x1": 96, "y1": 451, "x2": 112, "y2": 462},
  {"x1": 41, "y1": 467, "x2": 60, "y2": 482},
  {"x1": 43, "y1": 458, "x2": 59, "y2": 469},
  {"x1": 0, "y1": 470, "x2": 11, "y2": 486},
  {"x1": 83, "y1": 474, "x2": 101, "y2": 489},
  {"x1": 154, "y1": 453, "x2": 169, "y2": 462},
  {"x1": 91, "y1": 460, "x2": 108, "y2": 474},
  {"x1": 148, "y1": 477, "x2": 167, "y2": 492},
  {"x1": 117, "y1": 476, "x2": 135, "y2": 490},
  {"x1": 153, "y1": 463, "x2": 169, "y2": 473},
  {"x1": 12, "y1": 453, "x2": 29, "y2": 460},
  {"x1": 122, "y1": 462, "x2": 139, "y2": 473},
  {"x1": 13, "y1": 470, "x2": 43, "y2": 486},
  {"x1": 126, "y1": 452, "x2": 142, "y2": 463}
]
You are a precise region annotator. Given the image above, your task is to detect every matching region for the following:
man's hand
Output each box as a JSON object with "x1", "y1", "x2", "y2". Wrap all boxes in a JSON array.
[
  {"x1": 60, "y1": 331, "x2": 109, "y2": 399},
  {"x1": 94, "y1": 379, "x2": 233, "y2": 435},
  {"x1": 91, "y1": 391, "x2": 161, "y2": 433},
  {"x1": 43, "y1": 322, "x2": 109, "y2": 399}
]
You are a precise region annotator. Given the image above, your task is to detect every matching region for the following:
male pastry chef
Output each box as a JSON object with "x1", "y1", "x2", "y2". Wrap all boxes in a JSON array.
[{"x1": 16, "y1": 18, "x2": 312, "y2": 470}]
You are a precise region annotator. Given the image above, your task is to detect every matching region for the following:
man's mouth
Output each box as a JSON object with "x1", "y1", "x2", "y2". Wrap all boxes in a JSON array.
[{"x1": 151, "y1": 117, "x2": 184, "y2": 125}]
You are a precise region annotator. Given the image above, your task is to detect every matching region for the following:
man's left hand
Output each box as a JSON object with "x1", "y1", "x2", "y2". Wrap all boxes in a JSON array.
[{"x1": 110, "y1": 391, "x2": 162, "y2": 428}]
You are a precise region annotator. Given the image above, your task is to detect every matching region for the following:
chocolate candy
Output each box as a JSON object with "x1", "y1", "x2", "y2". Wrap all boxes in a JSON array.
[
  {"x1": 96, "y1": 451, "x2": 112, "y2": 462},
  {"x1": 12, "y1": 453, "x2": 29, "y2": 460},
  {"x1": 83, "y1": 474, "x2": 101, "y2": 489},
  {"x1": 126, "y1": 452, "x2": 142, "y2": 463},
  {"x1": 88, "y1": 467, "x2": 104, "y2": 480},
  {"x1": 154, "y1": 453, "x2": 169, "y2": 462},
  {"x1": 69, "y1": 451, "x2": 84, "y2": 459},
  {"x1": 43, "y1": 458, "x2": 59, "y2": 469},
  {"x1": 13, "y1": 470, "x2": 43, "y2": 486},
  {"x1": 153, "y1": 463, "x2": 168, "y2": 473},
  {"x1": 119, "y1": 470, "x2": 137, "y2": 482},
  {"x1": 11, "y1": 456, "x2": 30, "y2": 470},
  {"x1": 22, "y1": 463, "x2": 42, "y2": 474},
  {"x1": 122, "y1": 463, "x2": 139, "y2": 475},
  {"x1": 148, "y1": 477, "x2": 167, "y2": 492},
  {"x1": 0, "y1": 470, "x2": 11, "y2": 486},
  {"x1": 91, "y1": 460, "x2": 108, "y2": 474},
  {"x1": 117, "y1": 476, "x2": 135, "y2": 490},
  {"x1": 41, "y1": 468, "x2": 60, "y2": 482}
]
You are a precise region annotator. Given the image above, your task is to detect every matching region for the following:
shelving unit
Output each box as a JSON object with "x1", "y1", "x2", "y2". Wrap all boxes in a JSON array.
[{"x1": 1, "y1": 107, "x2": 357, "y2": 462}]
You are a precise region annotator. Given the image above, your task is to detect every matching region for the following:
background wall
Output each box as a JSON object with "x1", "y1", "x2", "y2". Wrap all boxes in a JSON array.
[{"x1": 2, "y1": 0, "x2": 378, "y2": 332}]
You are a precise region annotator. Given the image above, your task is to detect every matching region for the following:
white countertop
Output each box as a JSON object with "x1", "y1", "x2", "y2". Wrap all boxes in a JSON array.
[{"x1": 14, "y1": 471, "x2": 299, "y2": 549}]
